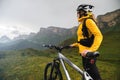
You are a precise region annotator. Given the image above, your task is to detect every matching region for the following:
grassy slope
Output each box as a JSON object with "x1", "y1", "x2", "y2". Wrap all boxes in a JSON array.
[{"x1": 0, "y1": 29, "x2": 120, "y2": 80}]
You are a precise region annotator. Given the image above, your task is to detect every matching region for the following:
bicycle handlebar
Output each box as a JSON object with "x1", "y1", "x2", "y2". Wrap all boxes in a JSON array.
[
  {"x1": 43, "y1": 44, "x2": 55, "y2": 48},
  {"x1": 43, "y1": 44, "x2": 100, "y2": 58},
  {"x1": 43, "y1": 44, "x2": 65, "y2": 52}
]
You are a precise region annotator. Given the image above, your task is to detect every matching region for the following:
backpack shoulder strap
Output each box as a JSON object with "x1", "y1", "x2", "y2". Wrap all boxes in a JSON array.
[
  {"x1": 82, "y1": 18, "x2": 89, "y2": 38},
  {"x1": 82, "y1": 18, "x2": 96, "y2": 38}
]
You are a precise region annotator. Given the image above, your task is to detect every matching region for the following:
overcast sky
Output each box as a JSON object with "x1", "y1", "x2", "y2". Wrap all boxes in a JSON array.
[{"x1": 0, "y1": 0, "x2": 120, "y2": 39}]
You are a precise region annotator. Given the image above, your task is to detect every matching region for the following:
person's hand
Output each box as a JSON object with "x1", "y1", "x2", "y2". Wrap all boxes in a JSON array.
[
  {"x1": 81, "y1": 50, "x2": 91, "y2": 57},
  {"x1": 69, "y1": 44, "x2": 73, "y2": 48}
]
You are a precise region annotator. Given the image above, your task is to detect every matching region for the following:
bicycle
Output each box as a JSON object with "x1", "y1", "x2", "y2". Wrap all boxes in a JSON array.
[{"x1": 43, "y1": 44, "x2": 100, "y2": 80}]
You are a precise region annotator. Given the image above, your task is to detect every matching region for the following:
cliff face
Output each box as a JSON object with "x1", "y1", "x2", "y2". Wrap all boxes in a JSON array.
[
  {"x1": 31, "y1": 26, "x2": 77, "y2": 45},
  {"x1": 39, "y1": 26, "x2": 77, "y2": 36},
  {"x1": 97, "y1": 9, "x2": 120, "y2": 29}
]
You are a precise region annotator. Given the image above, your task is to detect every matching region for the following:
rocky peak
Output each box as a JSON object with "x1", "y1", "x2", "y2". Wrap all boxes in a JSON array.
[
  {"x1": 97, "y1": 9, "x2": 120, "y2": 28},
  {"x1": 0, "y1": 36, "x2": 11, "y2": 43},
  {"x1": 39, "y1": 26, "x2": 76, "y2": 36}
]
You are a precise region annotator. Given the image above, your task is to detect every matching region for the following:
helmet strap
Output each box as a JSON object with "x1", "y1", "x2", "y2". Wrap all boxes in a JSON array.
[{"x1": 77, "y1": 11, "x2": 87, "y2": 18}]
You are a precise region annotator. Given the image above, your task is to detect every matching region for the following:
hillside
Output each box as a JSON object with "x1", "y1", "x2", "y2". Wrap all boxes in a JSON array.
[{"x1": 97, "y1": 9, "x2": 120, "y2": 32}]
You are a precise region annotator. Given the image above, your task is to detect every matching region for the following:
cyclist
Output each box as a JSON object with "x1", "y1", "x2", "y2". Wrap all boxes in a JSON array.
[{"x1": 69, "y1": 4, "x2": 103, "y2": 80}]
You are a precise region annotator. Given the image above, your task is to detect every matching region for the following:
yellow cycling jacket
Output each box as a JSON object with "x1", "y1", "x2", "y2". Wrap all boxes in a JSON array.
[{"x1": 71, "y1": 16, "x2": 103, "y2": 54}]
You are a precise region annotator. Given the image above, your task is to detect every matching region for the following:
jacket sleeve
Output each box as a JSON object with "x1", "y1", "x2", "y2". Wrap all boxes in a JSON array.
[
  {"x1": 86, "y1": 19, "x2": 103, "y2": 52},
  {"x1": 70, "y1": 42, "x2": 79, "y2": 47}
]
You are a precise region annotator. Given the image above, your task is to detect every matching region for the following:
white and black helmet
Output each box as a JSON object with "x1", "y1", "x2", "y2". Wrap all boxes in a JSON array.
[{"x1": 77, "y1": 4, "x2": 94, "y2": 12}]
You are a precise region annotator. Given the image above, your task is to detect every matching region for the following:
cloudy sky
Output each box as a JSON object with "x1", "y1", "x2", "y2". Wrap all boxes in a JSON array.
[{"x1": 0, "y1": 0, "x2": 119, "y2": 39}]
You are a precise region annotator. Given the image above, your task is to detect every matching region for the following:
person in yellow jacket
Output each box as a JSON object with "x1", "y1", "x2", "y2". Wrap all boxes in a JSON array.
[{"x1": 69, "y1": 4, "x2": 103, "y2": 80}]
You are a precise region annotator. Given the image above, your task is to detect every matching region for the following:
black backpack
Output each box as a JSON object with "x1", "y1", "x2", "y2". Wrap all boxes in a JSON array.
[{"x1": 78, "y1": 18, "x2": 95, "y2": 47}]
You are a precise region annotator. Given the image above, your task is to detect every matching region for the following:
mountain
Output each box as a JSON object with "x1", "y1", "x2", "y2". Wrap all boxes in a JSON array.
[
  {"x1": 0, "y1": 36, "x2": 11, "y2": 43},
  {"x1": 30, "y1": 26, "x2": 77, "y2": 45},
  {"x1": 0, "y1": 26, "x2": 77, "y2": 51},
  {"x1": 0, "y1": 39, "x2": 42, "y2": 50},
  {"x1": 13, "y1": 32, "x2": 36, "y2": 40},
  {"x1": 97, "y1": 9, "x2": 120, "y2": 32}
]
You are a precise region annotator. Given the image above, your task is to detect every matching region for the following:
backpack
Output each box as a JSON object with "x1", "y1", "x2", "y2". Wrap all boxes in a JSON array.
[{"x1": 78, "y1": 18, "x2": 95, "y2": 47}]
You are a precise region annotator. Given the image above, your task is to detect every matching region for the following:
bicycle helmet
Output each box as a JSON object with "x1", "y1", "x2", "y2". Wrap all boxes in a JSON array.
[
  {"x1": 77, "y1": 4, "x2": 94, "y2": 22},
  {"x1": 77, "y1": 4, "x2": 94, "y2": 12}
]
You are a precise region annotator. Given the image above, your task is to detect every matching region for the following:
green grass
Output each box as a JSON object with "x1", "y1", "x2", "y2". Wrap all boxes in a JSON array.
[
  {"x1": 0, "y1": 48, "x2": 119, "y2": 80},
  {"x1": 0, "y1": 50, "x2": 53, "y2": 80}
]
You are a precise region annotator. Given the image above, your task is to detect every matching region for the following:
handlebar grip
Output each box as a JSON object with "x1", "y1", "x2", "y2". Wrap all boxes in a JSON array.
[
  {"x1": 42, "y1": 44, "x2": 49, "y2": 47},
  {"x1": 86, "y1": 52, "x2": 100, "y2": 58},
  {"x1": 42, "y1": 44, "x2": 55, "y2": 49},
  {"x1": 42, "y1": 44, "x2": 71, "y2": 52}
]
